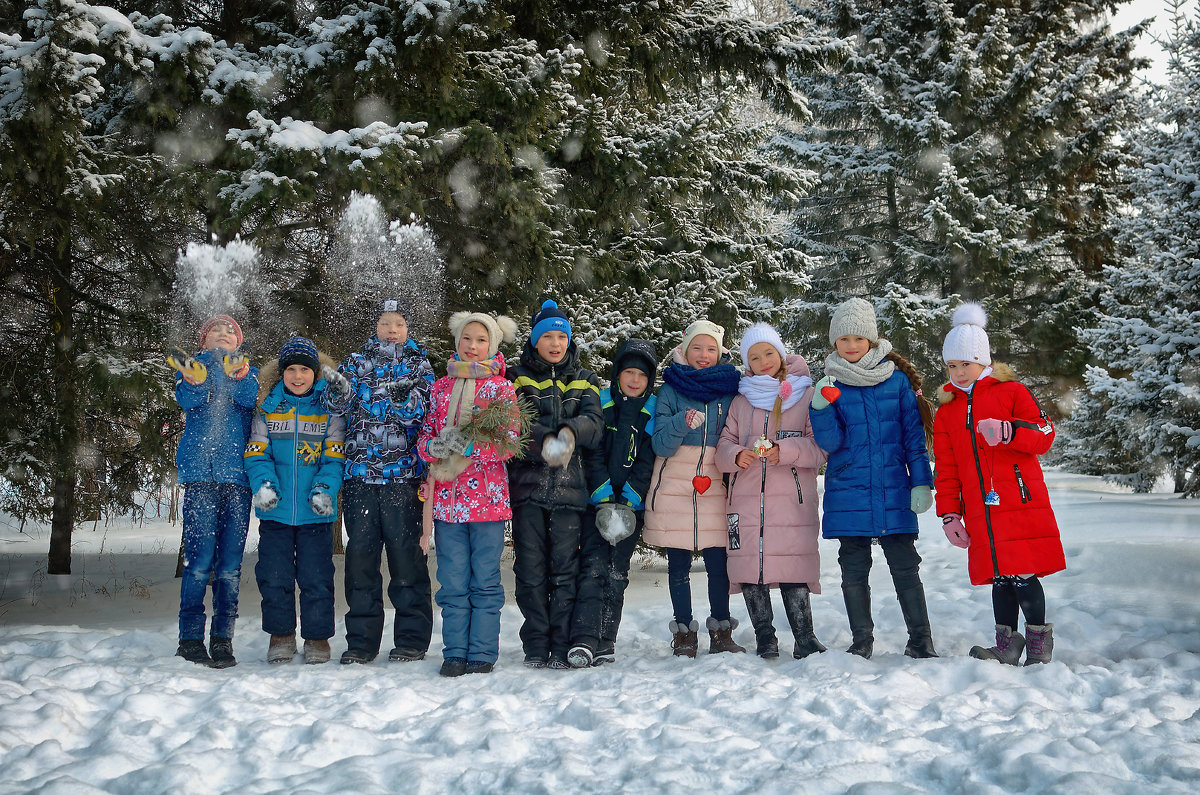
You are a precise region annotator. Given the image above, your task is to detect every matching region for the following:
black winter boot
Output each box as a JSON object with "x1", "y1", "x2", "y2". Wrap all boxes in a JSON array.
[
  {"x1": 176, "y1": 639, "x2": 213, "y2": 666},
  {"x1": 896, "y1": 583, "x2": 938, "y2": 658},
  {"x1": 209, "y1": 637, "x2": 237, "y2": 668},
  {"x1": 842, "y1": 584, "x2": 874, "y2": 659},
  {"x1": 781, "y1": 585, "x2": 826, "y2": 659},
  {"x1": 742, "y1": 585, "x2": 779, "y2": 659}
]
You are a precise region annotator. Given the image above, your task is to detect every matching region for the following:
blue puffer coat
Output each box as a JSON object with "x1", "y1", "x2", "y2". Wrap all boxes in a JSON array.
[
  {"x1": 810, "y1": 370, "x2": 933, "y2": 537},
  {"x1": 244, "y1": 380, "x2": 347, "y2": 526},
  {"x1": 174, "y1": 348, "x2": 260, "y2": 487}
]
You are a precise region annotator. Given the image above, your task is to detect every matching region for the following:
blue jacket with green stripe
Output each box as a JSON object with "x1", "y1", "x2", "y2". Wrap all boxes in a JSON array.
[{"x1": 508, "y1": 342, "x2": 604, "y2": 510}]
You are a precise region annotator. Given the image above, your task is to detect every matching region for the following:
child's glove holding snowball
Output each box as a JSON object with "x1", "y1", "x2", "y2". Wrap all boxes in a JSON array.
[
  {"x1": 254, "y1": 483, "x2": 279, "y2": 511},
  {"x1": 942, "y1": 514, "x2": 969, "y2": 548},
  {"x1": 541, "y1": 426, "x2": 576, "y2": 468},
  {"x1": 596, "y1": 503, "x2": 636, "y2": 545},
  {"x1": 310, "y1": 491, "x2": 334, "y2": 517}
]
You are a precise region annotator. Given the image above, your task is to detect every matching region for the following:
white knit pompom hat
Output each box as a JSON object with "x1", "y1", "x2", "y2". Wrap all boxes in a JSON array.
[
  {"x1": 739, "y1": 323, "x2": 787, "y2": 369},
  {"x1": 828, "y1": 298, "x2": 879, "y2": 344},
  {"x1": 941, "y1": 302, "x2": 991, "y2": 365},
  {"x1": 448, "y1": 311, "x2": 518, "y2": 358}
]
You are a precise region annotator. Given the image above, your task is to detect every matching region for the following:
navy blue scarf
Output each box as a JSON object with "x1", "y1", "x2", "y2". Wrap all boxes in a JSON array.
[{"x1": 662, "y1": 360, "x2": 740, "y2": 403}]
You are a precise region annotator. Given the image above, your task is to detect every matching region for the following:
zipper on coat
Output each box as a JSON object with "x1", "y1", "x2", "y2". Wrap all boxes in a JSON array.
[
  {"x1": 967, "y1": 390, "x2": 1000, "y2": 579},
  {"x1": 650, "y1": 457, "x2": 669, "y2": 510},
  {"x1": 791, "y1": 468, "x2": 804, "y2": 504},
  {"x1": 758, "y1": 411, "x2": 768, "y2": 584},
  {"x1": 1014, "y1": 465, "x2": 1031, "y2": 503},
  {"x1": 693, "y1": 402, "x2": 708, "y2": 550}
]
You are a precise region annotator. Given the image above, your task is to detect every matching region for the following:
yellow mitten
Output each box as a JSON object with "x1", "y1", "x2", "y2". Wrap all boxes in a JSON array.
[
  {"x1": 167, "y1": 349, "x2": 207, "y2": 384},
  {"x1": 222, "y1": 353, "x2": 249, "y2": 380}
]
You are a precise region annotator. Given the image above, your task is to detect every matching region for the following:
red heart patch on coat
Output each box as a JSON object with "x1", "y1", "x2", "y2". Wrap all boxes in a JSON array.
[
  {"x1": 692, "y1": 475, "x2": 711, "y2": 494},
  {"x1": 820, "y1": 385, "x2": 841, "y2": 403}
]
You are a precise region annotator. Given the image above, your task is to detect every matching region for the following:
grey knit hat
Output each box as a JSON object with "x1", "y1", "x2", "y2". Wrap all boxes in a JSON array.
[{"x1": 828, "y1": 298, "x2": 879, "y2": 344}]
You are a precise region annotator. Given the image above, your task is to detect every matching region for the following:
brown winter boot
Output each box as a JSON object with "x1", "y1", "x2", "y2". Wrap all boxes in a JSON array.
[
  {"x1": 706, "y1": 617, "x2": 747, "y2": 654},
  {"x1": 267, "y1": 633, "x2": 297, "y2": 665},
  {"x1": 1023, "y1": 624, "x2": 1054, "y2": 665},
  {"x1": 304, "y1": 638, "x2": 331, "y2": 664},
  {"x1": 670, "y1": 620, "x2": 699, "y2": 658},
  {"x1": 970, "y1": 624, "x2": 1026, "y2": 665}
]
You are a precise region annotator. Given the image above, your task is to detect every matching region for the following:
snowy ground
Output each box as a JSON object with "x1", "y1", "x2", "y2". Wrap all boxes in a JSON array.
[{"x1": 1, "y1": 471, "x2": 1198, "y2": 794}]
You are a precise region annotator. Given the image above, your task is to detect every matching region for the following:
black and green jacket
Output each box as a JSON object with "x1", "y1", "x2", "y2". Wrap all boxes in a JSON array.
[
  {"x1": 508, "y1": 341, "x2": 604, "y2": 509},
  {"x1": 584, "y1": 339, "x2": 659, "y2": 511}
]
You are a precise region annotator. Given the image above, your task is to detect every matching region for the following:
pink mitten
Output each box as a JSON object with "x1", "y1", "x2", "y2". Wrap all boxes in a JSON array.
[
  {"x1": 684, "y1": 408, "x2": 705, "y2": 429},
  {"x1": 976, "y1": 418, "x2": 1013, "y2": 446},
  {"x1": 942, "y1": 514, "x2": 969, "y2": 548}
]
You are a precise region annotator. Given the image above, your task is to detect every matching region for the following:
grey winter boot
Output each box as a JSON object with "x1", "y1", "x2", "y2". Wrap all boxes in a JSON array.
[
  {"x1": 896, "y1": 584, "x2": 938, "y2": 659},
  {"x1": 842, "y1": 584, "x2": 874, "y2": 659},
  {"x1": 706, "y1": 617, "x2": 747, "y2": 654},
  {"x1": 1023, "y1": 623, "x2": 1054, "y2": 665},
  {"x1": 670, "y1": 620, "x2": 699, "y2": 658},
  {"x1": 267, "y1": 633, "x2": 297, "y2": 665},
  {"x1": 781, "y1": 584, "x2": 826, "y2": 659},
  {"x1": 970, "y1": 624, "x2": 1026, "y2": 665},
  {"x1": 742, "y1": 585, "x2": 779, "y2": 658}
]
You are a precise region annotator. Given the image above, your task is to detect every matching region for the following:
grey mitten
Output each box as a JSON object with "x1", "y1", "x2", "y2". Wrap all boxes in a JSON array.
[
  {"x1": 254, "y1": 483, "x2": 279, "y2": 511},
  {"x1": 541, "y1": 426, "x2": 576, "y2": 468},
  {"x1": 384, "y1": 376, "x2": 423, "y2": 404},
  {"x1": 427, "y1": 426, "x2": 470, "y2": 458},
  {"x1": 321, "y1": 364, "x2": 353, "y2": 400},
  {"x1": 596, "y1": 503, "x2": 636, "y2": 545}
]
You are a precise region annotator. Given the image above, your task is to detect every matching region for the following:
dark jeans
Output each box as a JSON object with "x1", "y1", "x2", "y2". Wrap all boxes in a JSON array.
[
  {"x1": 342, "y1": 480, "x2": 432, "y2": 654},
  {"x1": 666, "y1": 546, "x2": 731, "y2": 626},
  {"x1": 255, "y1": 519, "x2": 335, "y2": 640},
  {"x1": 433, "y1": 520, "x2": 506, "y2": 664},
  {"x1": 837, "y1": 534, "x2": 923, "y2": 592},
  {"x1": 179, "y1": 482, "x2": 251, "y2": 640},
  {"x1": 570, "y1": 508, "x2": 642, "y2": 649},
  {"x1": 512, "y1": 503, "x2": 583, "y2": 658}
]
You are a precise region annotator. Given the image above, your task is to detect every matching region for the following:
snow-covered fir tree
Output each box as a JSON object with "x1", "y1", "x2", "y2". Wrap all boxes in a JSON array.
[
  {"x1": 0, "y1": 1, "x2": 214, "y2": 571},
  {"x1": 1060, "y1": 4, "x2": 1200, "y2": 495},
  {"x1": 776, "y1": 0, "x2": 1144, "y2": 383},
  {"x1": 182, "y1": 1, "x2": 837, "y2": 366}
]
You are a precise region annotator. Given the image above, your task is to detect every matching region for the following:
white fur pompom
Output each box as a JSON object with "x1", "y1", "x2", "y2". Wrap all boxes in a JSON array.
[
  {"x1": 448, "y1": 311, "x2": 472, "y2": 340},
  {"x1": 951, "y1": 302, "x2": 987, "y2": 329},
  {"x1": 495, "y1": 315, "x2": 518, "y2": 344}
]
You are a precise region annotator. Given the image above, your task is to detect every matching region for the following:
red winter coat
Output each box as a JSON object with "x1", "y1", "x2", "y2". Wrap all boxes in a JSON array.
[
  {"x1": 933, "y1": 363, "x2": 1065, "y2": 585},
  {"x1": 417, "y1": 355, "x2": 520, "y2": 523}
]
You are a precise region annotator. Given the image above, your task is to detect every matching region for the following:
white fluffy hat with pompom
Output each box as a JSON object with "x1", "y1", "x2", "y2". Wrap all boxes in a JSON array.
[
  {"x1": 942, "y1": 302, "x2": 991, "y2": 365},
  {"x1": 448, "y1": 311, "x2": 518, "y2": 358}
]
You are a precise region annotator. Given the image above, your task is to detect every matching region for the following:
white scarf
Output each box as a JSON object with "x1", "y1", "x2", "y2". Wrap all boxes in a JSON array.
[
  {"x1": 738, "y1": 373, "x2": 812, "y2": 411},
  {"x1": 950, "y1": 366, "x2": 994, "y2": 394}
]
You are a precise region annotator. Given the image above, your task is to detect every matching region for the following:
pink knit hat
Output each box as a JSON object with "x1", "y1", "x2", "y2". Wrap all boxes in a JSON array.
[{"x1": 198, "y1": 315, "x2": 244, "y2": 348}]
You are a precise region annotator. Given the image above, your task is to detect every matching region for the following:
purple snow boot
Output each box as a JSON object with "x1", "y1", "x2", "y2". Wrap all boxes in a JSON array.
[
  {"x1": 969, "y1": 624, "x2": 1026, "y2": 665},
  {"x1": 1023, "y1": 623, "x2": 1054, "y2": 665}
]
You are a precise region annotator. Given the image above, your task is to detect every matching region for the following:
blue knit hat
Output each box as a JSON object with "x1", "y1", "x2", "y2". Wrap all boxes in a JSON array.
[
  {"x1": 279, "y1": 336, "x2": 319, "y2": 373},
  {"x1": 530, "y1": 299, "x2": 572, "y2": 346}
]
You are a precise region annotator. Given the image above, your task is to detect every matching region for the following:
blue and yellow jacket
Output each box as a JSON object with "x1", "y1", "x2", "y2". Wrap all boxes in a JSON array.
[{"x1": 245, "y1": 379, "x2": 347, "y2": 526}]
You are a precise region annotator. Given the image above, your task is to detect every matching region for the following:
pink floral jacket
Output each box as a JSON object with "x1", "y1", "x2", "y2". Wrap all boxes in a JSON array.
[{"x1": 417, "y1": 355, "x2": 519, "y2": 523}]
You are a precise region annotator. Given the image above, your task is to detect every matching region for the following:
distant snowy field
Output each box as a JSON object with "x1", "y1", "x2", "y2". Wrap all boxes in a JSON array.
[{"x1": 1, "y1": 471, "x2": 1198, "y2": 793}]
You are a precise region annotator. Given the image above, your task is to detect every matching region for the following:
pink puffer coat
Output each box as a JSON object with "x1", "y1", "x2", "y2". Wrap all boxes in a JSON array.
[{"x1": 715, "y1": 355, "x2": 827, "y2": 594}]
